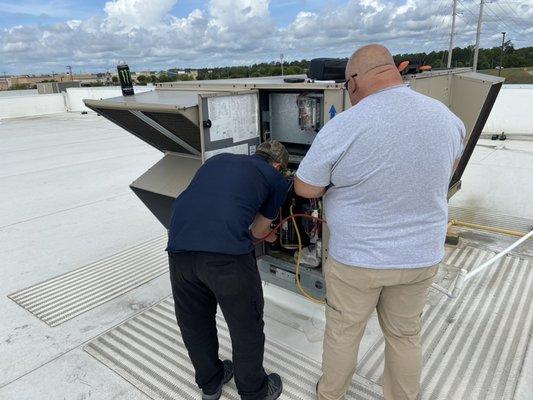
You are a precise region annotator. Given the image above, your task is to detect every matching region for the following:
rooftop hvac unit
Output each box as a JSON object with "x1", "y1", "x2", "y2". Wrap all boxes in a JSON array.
[{"x1": 84, "y1": 70, "x2": 504, "y2": 300}]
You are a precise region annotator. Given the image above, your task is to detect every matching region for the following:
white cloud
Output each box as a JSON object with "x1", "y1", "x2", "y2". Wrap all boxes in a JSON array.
[
  {"x1": 66, "y1": 20, "x2": 82, "y2": 29},
  {"x1": 104, "y1": 0, "x2": 178, "y2": 30},
  {"x1": 0, "y1": 0, "x2": 531, "y2": 74},
  {"x1": 209, "y1": 0, "x2": 270, "y2": 27}
]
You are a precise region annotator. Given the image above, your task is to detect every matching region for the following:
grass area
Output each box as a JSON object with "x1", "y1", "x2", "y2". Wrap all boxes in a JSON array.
[{"x1": 478, "y1": 67, "x2": 533, "y2": 84}]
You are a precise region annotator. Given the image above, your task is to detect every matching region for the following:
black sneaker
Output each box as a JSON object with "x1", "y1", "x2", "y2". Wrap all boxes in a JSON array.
[
  {"x1": 263, "y1": 373, "x2": 283, "y2": 400},
  {"x1": 202, "y1": 360, "x2": 234, "y2": 400}
]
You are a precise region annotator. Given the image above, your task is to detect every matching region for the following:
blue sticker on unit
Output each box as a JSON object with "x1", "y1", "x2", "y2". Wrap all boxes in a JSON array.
[{"x1": 329, "y1": 105, "x2": 337, "y2": 119}]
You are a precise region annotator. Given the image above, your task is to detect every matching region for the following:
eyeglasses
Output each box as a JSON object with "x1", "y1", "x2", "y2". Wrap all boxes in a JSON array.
[{"x1": 344, "y1": 73, "x2": 358, "y2": 90}]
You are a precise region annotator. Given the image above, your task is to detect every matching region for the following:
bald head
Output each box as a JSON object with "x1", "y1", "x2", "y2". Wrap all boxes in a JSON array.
[
  {"x1": 345, "y1": 44, "x2": 403, "y2": 105},
  {"x1": 346, "y1": 44, "x2": 396, "y2": 76}
]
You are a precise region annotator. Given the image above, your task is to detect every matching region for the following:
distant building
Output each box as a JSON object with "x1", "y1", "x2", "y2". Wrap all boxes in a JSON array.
[
  {"x1": 4, "y1": 73, "x2": 107, "y2": 89},
  {"x1": 9, "y1": 75, "x2": 53, "y2": 86},
  {"x1": 134, "y1": 71, "x2": 156, "y2": 77},
  {"x1": 37, "y1": 81, "x2": 82, "y2": 94},
  {"x1": 187, "y1": 69, "x2": 199, "y2": 79},
  {"x1": 166, "y1": 69, "x2": 198, "y2": 80},
  {"x1": 0, "y1": 69, "x2": 198, "y2": 91},
  {"x1": 0, "y1": 78, "x2": 9, "y2": 91}
]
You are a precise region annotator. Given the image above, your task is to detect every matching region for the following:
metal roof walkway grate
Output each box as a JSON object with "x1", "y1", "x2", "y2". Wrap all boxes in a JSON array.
[
  {"x1": 8, "y1": 236, "x2": 168, "y2": 326},
  {"x1": 357, "y1": 245, "x2": 533, "y2": 399},
  {"x1": 84, "y1": 298, "x2": 383, "y2": 400}
]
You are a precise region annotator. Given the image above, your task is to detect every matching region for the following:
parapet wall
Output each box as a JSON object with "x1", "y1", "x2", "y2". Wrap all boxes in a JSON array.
[
  {"x1": 0, "y1": 86, "x2": 152, "y2": 119},
  {"x1": 483, "y1": 84, "x2": 533, "y2": 135},
  {"x1": 0, "y1": 93, "x2": 66, "y2": 119}
]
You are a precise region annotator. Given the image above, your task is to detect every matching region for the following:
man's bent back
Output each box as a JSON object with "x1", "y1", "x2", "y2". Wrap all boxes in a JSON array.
[{"x1": 167, "y1": 145, "x2": 288, "y2": 400}]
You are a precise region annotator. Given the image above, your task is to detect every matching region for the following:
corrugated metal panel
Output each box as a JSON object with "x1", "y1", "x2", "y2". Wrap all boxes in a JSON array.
[
  {"x1": 8, "y1": 236, "x2": 168, "y2": 326},
  {"x1": 143, "y1": 111, "x2": 201, "y2": 151},
  {"x1": 93, "y1": 107, "x2": 198, "y2": 155},
  {"x1": 85, "y1": 298, "x2": 383, "y2": 400},
  {"x1": 357, "y1": 246, "x2": 533, "y2": 399}
]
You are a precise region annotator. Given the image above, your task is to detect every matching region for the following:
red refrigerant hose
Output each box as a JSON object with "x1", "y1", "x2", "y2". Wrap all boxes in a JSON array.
[{"x1": 253, "y1": 214, "x2": 327, "y2": 244}]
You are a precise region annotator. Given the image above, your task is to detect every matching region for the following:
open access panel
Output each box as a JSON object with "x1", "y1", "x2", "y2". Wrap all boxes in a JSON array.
[{"x1": 84, "y1": 70, "x2": 504, "y2": 301}]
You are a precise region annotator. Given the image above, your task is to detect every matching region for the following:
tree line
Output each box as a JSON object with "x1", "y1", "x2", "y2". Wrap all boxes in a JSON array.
[
  {"x1": 5, "y1": 43, "x2": 531, "y2": 91},
  {"x1": 394, "y1": 42, "x2": 532, "y2": 70},
  {"x1": 191, "y1": 43, "x2": 531, "y2": 80},
  {"x1": 195, "y1": 60, "x2": 309, "y2": 80}
]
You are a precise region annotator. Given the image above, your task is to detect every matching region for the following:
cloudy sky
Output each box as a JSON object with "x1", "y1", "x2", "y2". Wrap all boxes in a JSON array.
[{"x1": 1, "y1": 0, "x2": 531, "y2": 74}]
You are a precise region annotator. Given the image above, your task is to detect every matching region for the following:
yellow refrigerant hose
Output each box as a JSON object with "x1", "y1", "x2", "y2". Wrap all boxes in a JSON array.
[
  {"x1": 289, "y1": 205, "x2": 326, "y2": 305},
  {"x1": 449, "y1": 219, "x2": 533, "y2": 239}
]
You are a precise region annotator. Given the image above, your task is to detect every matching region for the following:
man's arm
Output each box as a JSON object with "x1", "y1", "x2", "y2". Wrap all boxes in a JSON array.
[
  {"x1": 294, "y1": 116, "x2": 343, "y2": 198},
  {"x1": 250, "y1": 213, "x2": 277, "y2": 243},
  {"x1": 252, "y1": 174, "x2": 289, "y2": 243},
  {"x1": 294, "y1": 177, "x2": 326, "y2": 199}
]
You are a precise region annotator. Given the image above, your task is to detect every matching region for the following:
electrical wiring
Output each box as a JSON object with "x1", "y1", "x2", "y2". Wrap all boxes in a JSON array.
[
  {"x1": 253, "y1": 213, "x2": 327, "y2": 244},
  {"x1": 303, "y1": 199, "x2": 320, "y2": 237},
  {"x1": 253, "y1": 211, "x2": 327, "y2": 305},
  {"x1": 494, "y1": 1, "x2": 530, "y2": 32},
  {"x1": 484, "y1": 3, "x2": 523, "y2": 37}
]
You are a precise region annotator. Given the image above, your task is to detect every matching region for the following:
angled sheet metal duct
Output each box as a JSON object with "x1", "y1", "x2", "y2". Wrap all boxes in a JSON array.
[
  {"x1": 449, "y1": 72, "x2": 503, "y2": 186},
  {"x1": 130, "y1": 155, "x2": 201, "y2": 228},
  {"x1": 408, "y1": 71, "x2": 504, "y2": 191},
  {"x1": 84, "y1": 90, "x2": 207, "y2": 226}
]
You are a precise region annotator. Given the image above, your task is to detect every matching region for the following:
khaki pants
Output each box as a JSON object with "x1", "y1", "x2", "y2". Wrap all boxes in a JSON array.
[{"x1": 318, "y1": 257, "x2": 438, "y2": 400}]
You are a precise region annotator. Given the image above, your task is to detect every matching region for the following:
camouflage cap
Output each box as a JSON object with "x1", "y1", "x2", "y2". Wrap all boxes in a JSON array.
[{"x1": 256, "y1": 140, "x2": 289, "y2": 170}]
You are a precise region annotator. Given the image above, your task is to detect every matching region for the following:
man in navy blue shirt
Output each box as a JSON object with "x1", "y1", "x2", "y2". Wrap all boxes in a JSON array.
[{"x1": 167, "y1": 140, "x2": 289, "y2": 400}]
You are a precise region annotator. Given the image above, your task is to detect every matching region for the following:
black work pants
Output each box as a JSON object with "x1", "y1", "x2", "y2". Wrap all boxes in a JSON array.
[{"x1": 168, "y1": 251, "x2": 268, "y2": 400}]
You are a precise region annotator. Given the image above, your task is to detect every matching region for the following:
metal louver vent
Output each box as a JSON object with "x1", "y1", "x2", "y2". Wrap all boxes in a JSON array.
[{"x1": 93, "y1": 108, "x2": 200, "y2": 155}]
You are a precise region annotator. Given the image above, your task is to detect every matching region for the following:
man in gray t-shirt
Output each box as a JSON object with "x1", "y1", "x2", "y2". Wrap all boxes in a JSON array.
[{"x1": 295, "y1": 44, "x2": 465, "y2": 400}]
